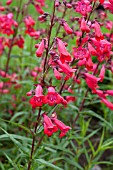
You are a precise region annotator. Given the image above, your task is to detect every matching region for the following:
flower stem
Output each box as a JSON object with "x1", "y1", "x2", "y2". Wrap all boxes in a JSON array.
[
  {"x1": 5, "y1": 0, "x2": 22, "y2": 74},
  {"x1": 43, "y1": 0, "x2": 56, "y2": 75},
  {"x1": 27, "y1": 107, "x2": 41, "y2": 170}
]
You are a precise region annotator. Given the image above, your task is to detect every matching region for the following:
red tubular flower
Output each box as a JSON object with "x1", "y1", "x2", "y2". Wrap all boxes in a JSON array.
[
  {"x1": 0, "y1": 6, "x2": 5, "y2": 11},
  {"x1": 57, "y1": 60, "x2": 75, "y2": 78},
  {"x1": 75, "y1": 0, "x2": 92, "y2": 16},
  {"x1": 35, "y1": 4, "x2": 44, "y2": 14},
  {"x1": 86, "y1": 56, "x2": 93, "y2": 71},
  {"x1": 66, "y1": 3, "x2": 72, "y2": 8},
  {"x1": 55, "y1": 0, "x2": 60, "y2": 7},
  {"x1": 36, "y1": 39, "x2": 45, "y2": 57},
  {"x1": 43, "y1": 113, "x2": 58, "y2": 137},
  {"x1": 6, "y1": 0, "x2": 13, "y2": 5},
  {"x1": 80, "y1": 18, "x2": 90, "y2": 33},
  {"x1": 51, "y1": 116, "x2": 71, "y2": 138},
  {"x1": 104, "y1": 90, "x2": 113, "y2": 96},
  {"x1": 53, "y1": 68, "x2": 62, "y2": 80},
  {"x1": 109, "y1": 0, "x2": 113, "y2": 4},
  {"x1": 90, "y1": 38, "x2": 111, "y2": 62},
  {"x1": 66, "y1": 96, "x2": 76, "y2": 103},
  {"x1": 99, "y1": 64, "x2": 105, "y2": 82},
  {"x1": 43, "y1": 86, "x2": 62, "y2": 106},
  {"x1": 0, "y1": 37, "x2": 5, "y2": 55},
  {"x1": 29, "y1": 84, "x2": 44, "y2": 108},
  {"x1": 105, "y1": 21, "x2": 113, "y2": 30},
  {"x1": 30, "y1": 31, "x2": 40, "y2": 39},
  {"x1": 84, "y1": 73, "x2": 100, "y2": 92},
  {"x1": 88, "y1": 43, "x2": 97, "y2": 56},
  {"x1": 77, "y1": 58, "x2": 86, "y2": 66},
  {"x1": 103, "y1": 2, "x2": 113, "y2": 14},
  {"x1": 14, "y1": 36, "x2": 24, "y2": 48},
  {"x1": 101, "y1": 98, "x2": 113, "y2": 110},
  {"x1": 62, "y1": 21, "x2": 73, "y2": 34},
  {"x1": 95, "y1": 89, "x2": 106, "y2": 98},
  {"x1": 36, "y1": 0, "x2": 45, "y2": 6},
  {"x1": 73, "y1": 47, "x2": 89, "y2": 60},
  {"x1": 93, "y1": 21, "x2": 104, "y2": 41},
  {"x1": 99, "y1": 0, "x2": 104, "y2": 3},
  {"x1": 56, "y1": 38, "x2": 71, "y2": 63},
  {"x1": 24, "y1": 16, "x2": 35, "y2": 27},
  {"x1": 26, "y1": 90, "x2": 33, "y2": 96}
]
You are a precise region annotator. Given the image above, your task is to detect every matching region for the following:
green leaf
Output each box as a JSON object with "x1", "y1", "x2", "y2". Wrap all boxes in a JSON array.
[
  {"x1": 64, "y1": 157, "x2": 84, "y2": 170},
  {"x1": 35, "y1": 159, "x2": 63, "y2": 170},
  {"x1": 0, "y1": 118, "x2": 30, "y2": 133},
  {"x1": 11, "y1": 111, "x2": 28, "y2": 121},
  {"x1": 4, "y1": 153, "x2": 19, "y2": 170},
  {"x1": 0, "y1": 162, "x2": 5, "y2": 170},
  {"x1": 43, "y1": 143, "x2": 74, "y2": 156},
  {"x1": 81, "y1": 110, "x2": 113, "y2": 129},
  {"x1": 88, "y1": 139, "x2": 95, "y2": 156},
  {"x1": 0, "y1": 77, "x2": 10, "y2": 82},
  {"x1": 0, "y1": 127, "x2": 30, "y2": 155},
  {"x1": 95, "y1": 161, "x2": 113, "y2": 165}
]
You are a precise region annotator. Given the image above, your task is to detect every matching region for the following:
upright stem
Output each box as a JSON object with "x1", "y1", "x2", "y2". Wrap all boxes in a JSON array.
[
  {"x1": 5, "y1": 0, "x2": 22, "y2": 74},
  {"x1": 5, "y1": 36, "x2": 15, "y2": 74},
  {"x1": 43, "y1": 1, "x2": 56, "y2": 74},
  {"x1": 27, "y1": 107, "x2": 41, "y2": 170}
]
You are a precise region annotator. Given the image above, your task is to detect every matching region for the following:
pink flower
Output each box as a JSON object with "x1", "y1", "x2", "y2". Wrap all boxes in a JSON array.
[
  {"x1": 93, "y1": 21, "x2": 104, "y2": 41},
  {"x1": 73, "y1": 47, "x2": 89, "y2": 60},
  {"x1": 66, "y1": 96, "x2": 76, "y2": 103},
  {"x1": 84, "y1": 73, "x2": 100, "y2": 92},
  {"x1": 62, "y1": 21, "x2": 73, "y2": 34},
  {"x1": 103, "y1": 2, "x2": 113, "y2": 14},
  {"x1": 6, "y1": 0, "x2": 13, "y2": 5},
  {"x1": 36, "y1": 0, "x2": 45, "y2": 6},
  {"x1": 55, "y1": 0, "x2": 60, "y2": 7},
  {"x1": 35, "y1": 4, "x2": 44, "y2": 14},
  {"x1": 29, "y1": 84, "x2": 44, "y2": 108},
  {"x1": 86, "y1": 57, "x2": 93, "y2": 71},
  {"x1": 104, "y1": 90, "x2": 113, "y2": 96},
  {"x1": 101, "y1": 98, "x2": 113, "y2": 110},
  {"x1": 99, "y1": 0, "x2": 104, "y2": 4},
  {"x1": 106, "y1": 21, "x2": 113, "y2": 30},
  {"x1": 43, "y1": 113, "x2": 58, "y2": 137},
  {"x1": 56, "y1": 60, "x2": 75, "y2": 78},
  {"x1": 80, "y1": 18, "x2": 90, "y2": 33},
  {"x1": 43, "y1": 86, "x2": 62, "y2": 106},
  {"x1": 24, "y1": 16, "x2": 35, "y2": 27},
  {"x1": 30, "y1": 31, "x2": 40, "y2": 39},
  {"x1": 99, "y1": 64, "x2": 105, "y2": 82},
  {"x1": 90, "y1": 38, "x2": 111, "y2": 62},
  {"x1": 26, "y1": 90, "x2": 33, "y2": 96},
  {"x1": 88, "y1": 43, "x2": 97, "y2": 56},
  {"x1": 77, "y1": 58, "x2": 86, "y2": 66},
  {"x1": 109, "y1": 0, "x2": 113, "y2": 4},
  {"x1": 75, "y1": 0, "x2": 92, "y2": 16},
  {"x1": 56, "y1": 38, "x2": 71, "y2": 63},
  {"x1": 51, "y1": 116, "x2": 71, "y2": 138},
  {"x1": 53, "y1": 68, "x2": 62, "y2": 80},
  {"x1": 0, "y1": 6, "x2": 5, "y2": 11},
  {"x1": 36, "y1": 39, "x2": 45, "y2": 57},
  {"x1": 95, "y1": 90, "x2": 106, "y2": 98}
]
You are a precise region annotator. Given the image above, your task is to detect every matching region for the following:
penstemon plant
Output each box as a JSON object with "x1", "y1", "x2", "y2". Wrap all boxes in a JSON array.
[{"x1": 1, "y1": 0, "x2": 113, "y2": 170}]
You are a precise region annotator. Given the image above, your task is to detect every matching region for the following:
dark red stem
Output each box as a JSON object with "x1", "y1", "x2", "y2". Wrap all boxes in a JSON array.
[
  {"x1": 27, "y1": 107, "x2": 41, "y2": 170},
  {"x1": 43, "y1": 1, "x2": 56, "y2": 74},
  {"x1": 5, "y1": 0, "x2": 22, "y2": 74}
]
